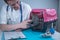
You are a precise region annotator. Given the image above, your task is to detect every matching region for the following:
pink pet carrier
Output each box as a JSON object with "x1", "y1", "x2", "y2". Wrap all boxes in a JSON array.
[
  {"x1": 43, "y1": 9, "x2": 57, "y2": 22},
  {"x1": 30, "y1": 9, "x2": 57, "y2": 32}
]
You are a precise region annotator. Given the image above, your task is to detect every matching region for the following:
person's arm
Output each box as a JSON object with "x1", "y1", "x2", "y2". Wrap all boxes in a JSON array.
[
  {"x1": 0, "y1": 24, "x2": 22, "y2": 31},
  {"x1": 0, "y1": 20, "x2": 31, "y2": 31}
]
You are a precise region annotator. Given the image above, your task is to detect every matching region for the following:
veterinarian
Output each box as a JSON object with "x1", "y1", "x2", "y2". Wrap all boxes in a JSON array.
[
  {"x1": 0, "y1": 0, "x2": 32, "y2": 40},
  {"x1": 0, "y1": 0, "x2": 32, "y2": 31}
]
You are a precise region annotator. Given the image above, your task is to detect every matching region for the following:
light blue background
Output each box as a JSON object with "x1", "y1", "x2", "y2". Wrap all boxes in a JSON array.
[{"x1": 0, "y1": 0, "x2": 59, "y2": 29}]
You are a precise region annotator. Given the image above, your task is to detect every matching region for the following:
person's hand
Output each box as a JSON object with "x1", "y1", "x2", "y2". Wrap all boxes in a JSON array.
[
  {"x1": 20, "y1": 20, "x2": 32, "y2": 29},
  {"x1": 15, "y1": 20, "x2": 32, "y2": 31}
]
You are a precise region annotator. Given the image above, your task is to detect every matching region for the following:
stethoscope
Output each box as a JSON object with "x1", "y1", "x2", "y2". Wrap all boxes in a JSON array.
[{"x1": 6, "y1": 2, "x2": 23, "y2": 24}]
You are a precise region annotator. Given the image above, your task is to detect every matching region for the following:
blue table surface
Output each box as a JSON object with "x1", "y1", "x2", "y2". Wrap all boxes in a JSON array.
[
  {"x1": 19, "y1": 29, "x2": 54, "y2": 40},
  {"x1": 2, "y1": 29, "x2": 55, "y2": 40}
]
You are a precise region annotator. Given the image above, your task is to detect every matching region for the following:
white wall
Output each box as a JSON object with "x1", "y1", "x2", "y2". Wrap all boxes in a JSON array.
[
  {"x1": 20, "y1": 0, "x2": 58, "y2": 10},
  {"x1": 0, "y1": 0, "x2": 58, "y2": 10},
  {"x1": 57, "y1": 0, "x2": 60, "y2": 32}
]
